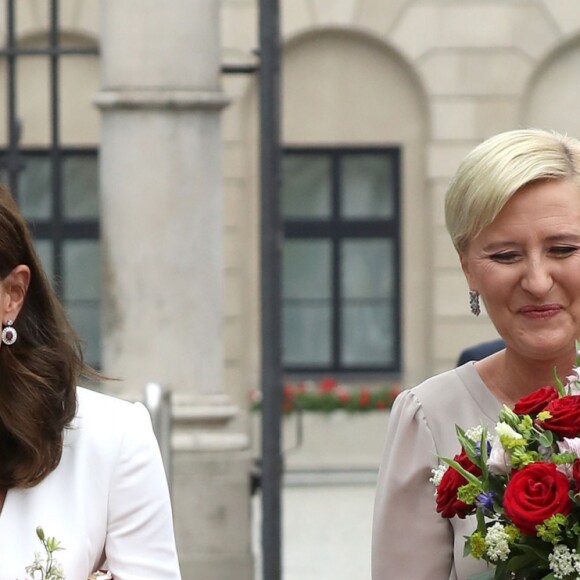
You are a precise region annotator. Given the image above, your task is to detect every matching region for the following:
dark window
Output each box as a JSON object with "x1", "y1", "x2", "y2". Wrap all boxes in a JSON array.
[
  {"x1": 282, "y1": 148, "x2": 401, "y2": 374},
  {"x1": 0, "y1": 1, "x2": 101, "y2": 367}
]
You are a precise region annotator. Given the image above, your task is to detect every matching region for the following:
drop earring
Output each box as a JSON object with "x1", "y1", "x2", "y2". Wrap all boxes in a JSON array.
[
  {"x1": 469, "y1": 290, "x2": 480, "y2": 317},
  {"x1": 2, "y1": 319, "x2": 17, "y2": 345}
]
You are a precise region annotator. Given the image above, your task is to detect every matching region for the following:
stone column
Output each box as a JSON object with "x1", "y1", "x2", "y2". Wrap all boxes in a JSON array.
[{"x1": 95, "y1": 2, "x2": 253, "y2": 579}]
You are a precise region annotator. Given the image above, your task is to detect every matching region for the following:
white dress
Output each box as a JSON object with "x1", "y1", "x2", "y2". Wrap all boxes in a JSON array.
[
  {"x1": 0, "y1": 387, "x2": 181, "y2": 580},
  {"x1": 372, "y1": 362, "x2": 502, "y2": 580}
]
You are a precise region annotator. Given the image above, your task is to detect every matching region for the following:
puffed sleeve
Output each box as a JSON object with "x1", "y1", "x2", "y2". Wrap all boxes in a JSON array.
[
  {"x1": 105, "y1": 402, "x2": 181, "y2": 579},
  {"x1": 372, "y1": 389, "x2": 452, "y2": 579}
]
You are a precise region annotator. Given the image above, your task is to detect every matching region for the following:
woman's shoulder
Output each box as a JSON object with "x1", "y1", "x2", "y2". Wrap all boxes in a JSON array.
[
  {"x1": 392, "y1": 364, "x2": 486, "y2": 430},
  {"x1": 409, "y1": 365, "x2": 474, "y2": 407},
  {"x1": 76, "y1": 387, "x2": 145, "y2": 423},
  {"x1": 68, "y1": 387, "x2": 152, "y2": 452}
]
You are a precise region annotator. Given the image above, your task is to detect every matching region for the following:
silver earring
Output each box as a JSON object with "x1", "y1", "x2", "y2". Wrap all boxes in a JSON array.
[
  {"x1": 2, "y1": 319, "x2": 17, "y2": 345},
  {"x1": 469, "y1": 290, "x2": 480, "y2": 317}
]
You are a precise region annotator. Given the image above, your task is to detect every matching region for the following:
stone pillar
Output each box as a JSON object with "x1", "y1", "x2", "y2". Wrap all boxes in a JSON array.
[{"x1": 95, "y1": 2, "x2": 253, "y2": 579}]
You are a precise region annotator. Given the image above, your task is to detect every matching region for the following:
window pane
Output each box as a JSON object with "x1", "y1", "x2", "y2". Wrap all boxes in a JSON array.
[
  {"x1": 17, "y1": 56, "x2": 51, "y2": 146},
  {"x1": 282, "y1": 155, "x2": 331, "y2": 218},
  {"x1": 341, "y1": 154, "x2": 395, "y2": 218},
  {"x1": 63, "y1": 154, "x2": 99, "y2": 218},
  {"x1": 283, "y1": 240, "x2": 331, "y2": 366},
  {"x1": 63, "y1": 240, "x2": 101, "y2": 366},
  {"x1": 18, "y1": 156, "x2": 52, "y2": 220},
  {"x1": 33, "y1": 239, "x2": 54, "y2": 283},
  {"x1": 341, "y1": 240, "x2": 396, "y2": 366},
  {"x1": 61, "y1": 55, "x2": 100, "y2": 145}
]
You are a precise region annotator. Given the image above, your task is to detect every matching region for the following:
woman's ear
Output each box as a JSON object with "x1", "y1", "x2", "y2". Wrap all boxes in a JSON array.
[{"x1": 1, "y1": 264, "x2": 31, "y2": 322}]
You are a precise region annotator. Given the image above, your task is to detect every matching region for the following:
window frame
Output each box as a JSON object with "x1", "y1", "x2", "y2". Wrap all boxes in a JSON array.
[
  {"x1": 282, "y1": 146, "x2": 402, "y2": 376},
  {"x1": 0, "y1": 0, "x2": 102, "y2": 366}
]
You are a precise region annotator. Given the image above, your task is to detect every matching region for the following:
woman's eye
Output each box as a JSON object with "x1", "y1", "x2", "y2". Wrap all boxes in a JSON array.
[
  {"x1": 550, "y1": 246, "x2": 578, "y2": 256},
  {"x1": 490, "y1": 252, "x2": 519, "y2": 262}
]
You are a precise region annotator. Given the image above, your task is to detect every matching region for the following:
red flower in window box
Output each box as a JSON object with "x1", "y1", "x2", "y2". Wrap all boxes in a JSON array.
[
  {"x1": 358, "y1": 387, "x2": 372, "y2": 407},
  {"x1": 319, "y1": 377, "x2": 338, "y2": 392},
  {"x1": 336, "y1": 387, "x2": 350, "y2": 404}
]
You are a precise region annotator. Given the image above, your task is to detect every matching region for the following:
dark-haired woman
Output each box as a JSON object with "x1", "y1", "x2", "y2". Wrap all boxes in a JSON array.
[{"x1": 0, "y1": 186, "x2": 181, "y2": 579}]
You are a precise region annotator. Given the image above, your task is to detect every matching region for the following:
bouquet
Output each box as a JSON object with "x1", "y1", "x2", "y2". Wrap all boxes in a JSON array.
[
  {"x1": 25, "y1": 527, "x2": 113, "y2": 579},
  {"x1": 433, "y1": 361, "x2": 580, "y2": 580}
]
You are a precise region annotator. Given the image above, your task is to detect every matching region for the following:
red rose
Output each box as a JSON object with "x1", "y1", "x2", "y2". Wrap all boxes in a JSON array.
[
  {"x1": 537, "y1": 396, "x2": 580, "y2": 438},
  {"x1": 436, "y1": 449, "x2": 482, "y2": 519},
  {"x1": 572, "y1": 459, "x2": 580, "y2": 493},
  {"x1": 513, "y1": 386, "x2": 559, "y2": 415},
  {"x1": 503, "y1": 462, "x2": 572, "y2": 535}
]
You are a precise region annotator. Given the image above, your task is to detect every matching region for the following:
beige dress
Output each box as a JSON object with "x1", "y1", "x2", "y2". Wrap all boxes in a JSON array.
[{"x1": 372, "y1": 362, "x2": 503, "y2": 580}]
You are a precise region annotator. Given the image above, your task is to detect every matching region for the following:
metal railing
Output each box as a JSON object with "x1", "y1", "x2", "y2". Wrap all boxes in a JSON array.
[{"x1": 144, "y1": 382, "x2": 173, "y2": 492}]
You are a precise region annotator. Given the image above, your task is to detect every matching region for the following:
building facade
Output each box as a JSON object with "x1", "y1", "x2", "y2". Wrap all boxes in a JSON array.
[{"x1": 3, "y1": 0, "x2": 580, "y2": 578}]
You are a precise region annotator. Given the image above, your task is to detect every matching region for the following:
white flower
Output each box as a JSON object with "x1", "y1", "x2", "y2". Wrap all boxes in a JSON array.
[
  {"x1": 464, "y1": 424, "x2": 494, "y2": 445},
  {"x1": 487, "y1": 436, "x2": 512, "y2": 475},
  {"x1": 558, "y1": 437, "x2": 580, "y2": 457},
  {"x1": 495, "y1": 421, "x2": 521, "y2": 440},
  {"x1": 565, "y1": 367, "x2": 580, "y2": 395},
  {"x1": 484, "y1": 522, "x2": 510, "y2": 562},
  {"x1": 548, "y1": 544, "x2": 580, "y2": 579},
  {"x1": 430, "y1": 463, "x2": 448, "y2": 494}
]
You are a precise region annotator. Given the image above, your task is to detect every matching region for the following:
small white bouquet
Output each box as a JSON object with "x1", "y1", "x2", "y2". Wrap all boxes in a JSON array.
[{"x1": 25, "y1": 527, "x2": 113, "y2": 579}]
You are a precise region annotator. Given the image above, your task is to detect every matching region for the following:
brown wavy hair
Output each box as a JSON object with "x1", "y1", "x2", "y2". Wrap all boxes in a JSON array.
[{"x1": 0, "y1": 184, "x2": 97, "y2": 488}]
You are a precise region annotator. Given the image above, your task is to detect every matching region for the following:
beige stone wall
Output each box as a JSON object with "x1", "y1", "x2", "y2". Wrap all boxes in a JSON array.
[
  {"x1": 6, "y1": 0, "x2": 580, "y2": 408},
  {"x1": 220, "y1": 0, "x2": 580, "y2": 386}
]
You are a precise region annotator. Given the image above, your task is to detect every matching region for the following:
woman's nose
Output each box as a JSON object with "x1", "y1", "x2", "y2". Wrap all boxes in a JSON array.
[{"x1": 520, "y1": 259, "x2": 554, "y2": 297}]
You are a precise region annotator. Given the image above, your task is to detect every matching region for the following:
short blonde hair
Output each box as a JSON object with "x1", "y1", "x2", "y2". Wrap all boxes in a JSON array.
[{"x1": 445, "y1": 128, "x2": 580, "y2": 253}]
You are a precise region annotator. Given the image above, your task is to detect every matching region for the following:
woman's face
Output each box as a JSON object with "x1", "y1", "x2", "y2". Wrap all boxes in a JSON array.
[{"x1": 461, "y1": 178, "x2": 580, "y2": 361}]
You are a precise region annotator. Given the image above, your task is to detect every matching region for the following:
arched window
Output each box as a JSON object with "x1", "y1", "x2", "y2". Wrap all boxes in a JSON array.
[{"x1": 282, "y1": 147, "x2": 401, "y2": 373}]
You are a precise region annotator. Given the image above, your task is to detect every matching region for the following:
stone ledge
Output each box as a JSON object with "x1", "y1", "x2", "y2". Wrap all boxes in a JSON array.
[
  {"x1": 174, "y1": 404, "x2": 239, "y2": 422},
  {"x1": 94, "y1": 89, "x2": 231, "y2": 110},
  {"x1": 173, "y1": 431, "x2": 250, "y2": 452}
]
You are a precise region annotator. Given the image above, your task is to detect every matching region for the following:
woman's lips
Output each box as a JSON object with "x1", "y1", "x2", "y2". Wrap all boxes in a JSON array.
[{"x1": 518, "y1": 304, "x2": 563, "y2": 319}]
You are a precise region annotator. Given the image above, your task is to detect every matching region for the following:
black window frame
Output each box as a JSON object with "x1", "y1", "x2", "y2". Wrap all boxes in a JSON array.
[
  {"x1": 0, "y1": 148, "x2": 100, "y2": 283},
  {"x1": 0, "y1": 0, "x2": 101, "y2": 366},
  {"x1": 282, "y1": 146, "x2": 402, "y2": 376}
]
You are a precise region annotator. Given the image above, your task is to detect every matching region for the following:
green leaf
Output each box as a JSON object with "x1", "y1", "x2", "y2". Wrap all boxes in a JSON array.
[
  {"x1": 493, "y1": 560, "x2": 508, "y2": 579},
  {"x1": 439, "y1": 456, "x2": 481, "y2": 487},
  {"x1": 457, "y1": 426, "x2": 480, "y2": 465},
  {"x1": 511, "y1": 542, "x2": 550, "y2": 563},
  {"x1": 553, "y1": 367, "x2": 565, "y2": 397},
  {"x1": 538, "y1": 430, "x2": 554, "y2": 447},
  {"x1": 506, "y1": 552, "x2": 538, "y2": 571},
  {"x1": 476, "y1": 509, "x2": 487, "y2": 535}
]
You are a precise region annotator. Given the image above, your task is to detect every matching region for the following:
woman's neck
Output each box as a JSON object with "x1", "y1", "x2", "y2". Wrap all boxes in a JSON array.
[{"x1": 476, "y1": 346, "x2": 577, "y2": 407}]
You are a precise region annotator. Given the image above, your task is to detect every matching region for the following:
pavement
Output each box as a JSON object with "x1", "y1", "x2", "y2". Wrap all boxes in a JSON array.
[{"x1": 253, "y1": 471, "x2": 377, "y2": 580}]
